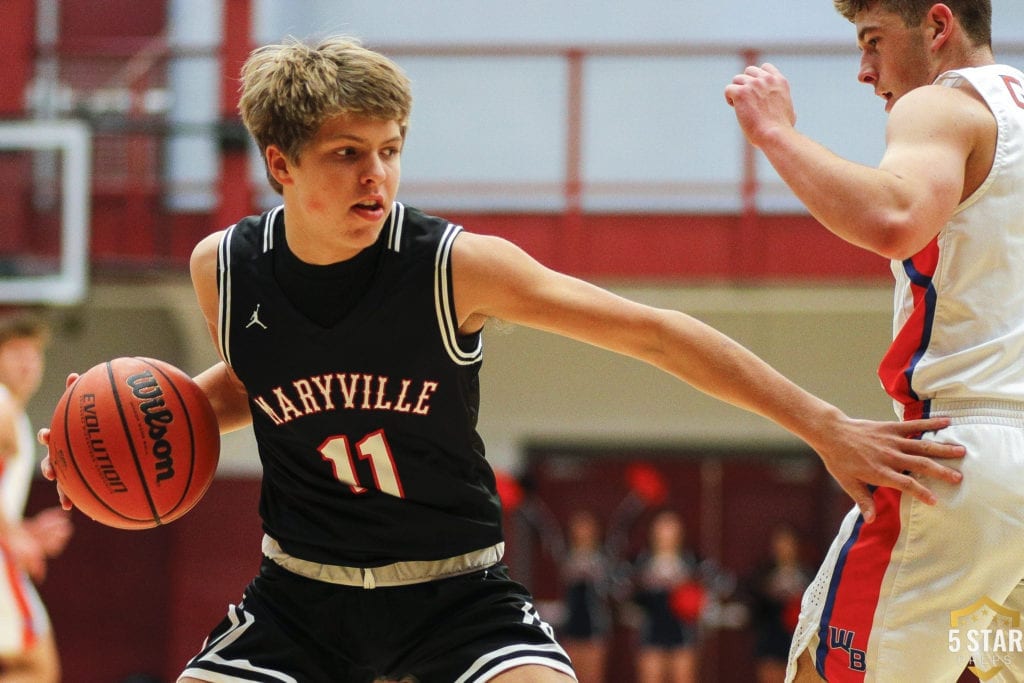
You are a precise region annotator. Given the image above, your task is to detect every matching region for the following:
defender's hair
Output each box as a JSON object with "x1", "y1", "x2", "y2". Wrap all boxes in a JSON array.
[{"x1": 833, "y1": 0, "x2": 992, "y2": 47}]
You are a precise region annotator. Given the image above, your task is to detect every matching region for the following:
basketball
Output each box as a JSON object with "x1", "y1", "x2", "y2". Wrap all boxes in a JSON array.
[{"x1": 47, "y1": 357, "x2": 220, "y2": 530}]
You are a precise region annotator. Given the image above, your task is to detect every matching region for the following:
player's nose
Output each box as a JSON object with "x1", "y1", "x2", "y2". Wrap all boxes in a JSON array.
[{"x1": 858, "y1": 57, "x2": 877, "y2": 85}]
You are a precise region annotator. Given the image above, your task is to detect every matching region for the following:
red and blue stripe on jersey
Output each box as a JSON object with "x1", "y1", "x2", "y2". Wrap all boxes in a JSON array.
[
  {"x1": 810, "y1": 238, "x2": 940, "y2": 678},
  {"x1": 877, "y1": 237, "x2": 941, "y2": 420}
]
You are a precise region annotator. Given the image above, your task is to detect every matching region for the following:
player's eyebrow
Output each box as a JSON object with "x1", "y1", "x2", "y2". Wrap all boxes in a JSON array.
[
  {"x1": 327, "y1": 133, "x2": 404, "y2": 146},
  {"x1": 857, "y1": 24, "x2": 879, "y2": 45}
]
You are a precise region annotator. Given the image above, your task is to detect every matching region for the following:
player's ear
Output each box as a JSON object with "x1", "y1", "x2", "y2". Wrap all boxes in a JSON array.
[
  {"x1": 265, "y1": 145, "x2": 294, "y2": 188},
  {"x1": 925, "y1": 3, "x2": 955, "y2": 48}
]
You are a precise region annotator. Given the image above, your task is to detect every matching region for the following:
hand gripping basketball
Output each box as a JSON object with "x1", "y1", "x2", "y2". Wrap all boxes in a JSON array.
[{"x1": 46, "y1": 357, "x2": 220, "y2": 529}]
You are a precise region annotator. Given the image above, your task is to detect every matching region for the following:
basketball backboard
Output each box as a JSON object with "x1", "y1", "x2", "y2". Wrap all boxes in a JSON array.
[{"x1": 0, "y1": 120, "x2": 91, "y2": 304}]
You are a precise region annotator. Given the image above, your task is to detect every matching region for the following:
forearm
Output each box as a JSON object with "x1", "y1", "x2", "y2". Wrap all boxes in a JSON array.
[
  {"x1": 757, "y1": 127, "x2": 912, "y2": 257},
  {"x1": 193, "y1": 362, "x2": 253, "y2": 434},
  {"x1": 648, "y1": 311, "x2": 846, "y2": 444}
]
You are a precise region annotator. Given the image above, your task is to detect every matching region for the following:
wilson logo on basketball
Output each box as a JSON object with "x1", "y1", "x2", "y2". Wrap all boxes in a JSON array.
[{"x1": 126, "y1": 370, "x2": 176, "y2": 483}]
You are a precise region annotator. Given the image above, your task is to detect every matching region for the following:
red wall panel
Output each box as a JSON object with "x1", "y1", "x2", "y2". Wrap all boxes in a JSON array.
[
  {"x1": 0, "y1": 0, "x2": 34, "y2": 115},
  {"x1": 30, "y1": 477, "x2": 262, "y2": 682},
  {"x1": 58, "y1": 0, "x2": 166, "y2": 52}
]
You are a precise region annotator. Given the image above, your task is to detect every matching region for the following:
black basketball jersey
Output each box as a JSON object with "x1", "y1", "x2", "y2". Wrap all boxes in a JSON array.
[{"x1": 217, "y1": 202, "x2": 502, "y2": 566}]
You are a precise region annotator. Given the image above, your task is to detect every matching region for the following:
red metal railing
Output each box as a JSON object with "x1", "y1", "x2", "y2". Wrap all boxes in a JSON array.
[{"x1": 12, "y1": 39, "x2": 1024, "y2": 278}]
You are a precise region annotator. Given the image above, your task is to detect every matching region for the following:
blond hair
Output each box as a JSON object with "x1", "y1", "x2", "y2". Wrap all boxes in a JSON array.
[{"x1": 239, "y1": 36, "x2": 413, "y2": 193}]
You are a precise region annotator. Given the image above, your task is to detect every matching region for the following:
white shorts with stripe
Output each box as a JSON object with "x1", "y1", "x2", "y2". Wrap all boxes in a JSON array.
[
  {"x1": 787, "y1": 401, "x2": 1024, "y2": 682},
  {"x1": 0, "y1": 543, "x2": 50, "y2": 655}
]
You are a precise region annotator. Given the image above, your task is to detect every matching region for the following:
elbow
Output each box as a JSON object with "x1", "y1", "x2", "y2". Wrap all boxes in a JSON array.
[
  {"x1": 863, "y1": 215, "x2": 936, "y2": 261},
  {"x1": 873, "y1": 238, "x2": 917, "y2": 261},
  {"x1": 874, "y1": 236, "x2": 932, "y2": 262}
]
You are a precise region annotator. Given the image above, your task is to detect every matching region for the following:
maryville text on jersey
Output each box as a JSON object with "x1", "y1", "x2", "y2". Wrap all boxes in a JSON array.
[{"x1": 253, "y1": 372, "x2": 439, "y2": 425}]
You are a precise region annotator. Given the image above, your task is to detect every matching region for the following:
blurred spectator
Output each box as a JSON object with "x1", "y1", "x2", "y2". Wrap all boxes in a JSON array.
[
  {"x1": 558, "y1": 509, "x2": 613, "y2": 683},
  {"x1": 744, "y1": 524, "x2": 811, "y2": 683},
  {"x1": 631, "y1": 509, "x2": 704, "y2": 683}
]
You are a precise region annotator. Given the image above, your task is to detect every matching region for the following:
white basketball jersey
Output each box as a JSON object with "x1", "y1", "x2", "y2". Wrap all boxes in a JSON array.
[
  {"x1": 878, "y1": 65, "x2": 1024, "y2": 419},
  {"x1": 0, "y1": 384, "x2": 34, "y2": 523}
]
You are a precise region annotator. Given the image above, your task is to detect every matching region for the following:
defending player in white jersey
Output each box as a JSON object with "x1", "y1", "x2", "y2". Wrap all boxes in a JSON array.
[{"x1": 727, "y1": 1, "x2": 1024, "y2": 680}]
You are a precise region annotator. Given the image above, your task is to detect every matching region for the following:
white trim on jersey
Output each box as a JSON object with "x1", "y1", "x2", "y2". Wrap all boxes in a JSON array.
[
  {"x1": 262, "y1": 205, "x2": 282, "y2": 253},
  {"x1": 386, "y1": 201, "x2": 406, "y2": 252},
  {"x1": 217, "y1": 206, "x2": 281, "y2": 370},
  {"x1": 216, "y1": 225, "x2": 236, "y2": 369},
  {"x1": 435, "y1": 223, "x2": 483, "y2": 366}
]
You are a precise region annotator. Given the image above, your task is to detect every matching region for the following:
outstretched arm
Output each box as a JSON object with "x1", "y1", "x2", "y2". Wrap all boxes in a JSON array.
[{"x1": 452, "y1": 232, "x2": 963, "y2": 522}]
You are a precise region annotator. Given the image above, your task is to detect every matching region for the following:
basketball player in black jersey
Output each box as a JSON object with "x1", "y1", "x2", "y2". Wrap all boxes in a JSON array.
[{"x1": 40, "y1": 36, "x2": 964, "y2": 682}]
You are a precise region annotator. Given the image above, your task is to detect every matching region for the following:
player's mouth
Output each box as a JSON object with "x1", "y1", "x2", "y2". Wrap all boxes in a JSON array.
[
  {"x1": 875, "y1": 88, "x2": 894, "y2": 111},
  {"x1": 352, "y1": 197, "x2": 386, "y2": 221}
]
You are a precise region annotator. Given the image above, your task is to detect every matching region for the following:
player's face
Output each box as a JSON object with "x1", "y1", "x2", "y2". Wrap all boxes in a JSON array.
[
  {"x1": 268, "y1": 112, "x2": 403, "y2": 264},
  {"x1": 854, "y1": 6, "x2": 933, "y2": 112},
  {"x1": 0, "y1": 338, "x2": 45, "y2": 404}
]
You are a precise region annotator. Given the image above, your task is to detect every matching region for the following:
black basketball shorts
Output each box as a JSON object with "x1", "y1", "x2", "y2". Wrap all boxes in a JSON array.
[{"x1": 179, "y1": 558, "x2": 576, "y2": 682}]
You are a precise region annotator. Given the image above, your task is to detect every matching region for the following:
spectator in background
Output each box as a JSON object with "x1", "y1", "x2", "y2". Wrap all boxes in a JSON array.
[
  {"x1": 513, "y1": 464, "x2": 673, "y2": 682},
  {"x1": 558, "y1": 509, "x2": 614, "y2": 683},
  {"x1": 631, "y1": 509, "x2": 705, "y2": 683},
  {"x1": 0, "y1": 310, "x2": 72, "y2": 683},
  {"x1": 745, "y1": 524, "x2": 812, "y2": 683}
]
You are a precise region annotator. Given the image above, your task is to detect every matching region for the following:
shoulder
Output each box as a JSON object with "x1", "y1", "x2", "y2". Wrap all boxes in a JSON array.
[
  {"x1": 894, "y1": 81, "x2": 988, "y2": 119},
  {"x1": 447, "y1": 230, "x2": 546, "y2": 333},
  {"x1": 912, "y1": 68, "x2": 1005, "y2": 127},
  {"x1": 887, "y1": 83, "x2": 992, "y2": 152},
  {"x1": 451, "y1": 231, "x2": 537, "y2": 283},
  {"x1": 451, "y1": 229, "x2": 511, "y2": 257},
  {"x1": 190, "y1": 229, "x2": 228, "y2": 280}
]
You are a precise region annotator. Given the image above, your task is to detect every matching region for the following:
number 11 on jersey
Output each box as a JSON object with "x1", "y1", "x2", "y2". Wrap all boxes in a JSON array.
[{"x1": 319, "y1": 429, "x2": 406, "y2": 498}]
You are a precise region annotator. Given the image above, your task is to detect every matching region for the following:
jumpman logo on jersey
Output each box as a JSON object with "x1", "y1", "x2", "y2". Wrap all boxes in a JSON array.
[{"x1": 246, "y1": 304, "x2": 268, "y2": 330}]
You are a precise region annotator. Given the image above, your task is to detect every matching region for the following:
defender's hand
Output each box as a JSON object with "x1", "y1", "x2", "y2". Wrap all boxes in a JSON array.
[{"x1": 814, "y1": 416, "x2": 965, "y2": 523}]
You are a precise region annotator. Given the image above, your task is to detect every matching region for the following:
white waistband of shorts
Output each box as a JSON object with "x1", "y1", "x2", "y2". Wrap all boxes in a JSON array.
[
  {"x1": 262, "y1": 534, "x2": 504, "y2": 589},
  {"x1": 924, "y1": 399, "x2": 1024, "y2": 427}
]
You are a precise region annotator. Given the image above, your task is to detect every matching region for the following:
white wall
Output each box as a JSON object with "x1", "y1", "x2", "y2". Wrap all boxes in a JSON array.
[
  {"x1": 255, "y1": 1, "x2": 1024, "y2": 45},
  {"x1": 240, "y1": 1, "x2": 1024, "y2": 214}
]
